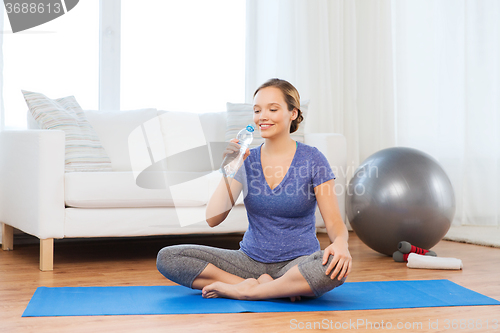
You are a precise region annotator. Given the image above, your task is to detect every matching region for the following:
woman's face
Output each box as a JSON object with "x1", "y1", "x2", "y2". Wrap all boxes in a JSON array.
[{"x1": 253, "y1": 87, "x2": 297, "y2": 139}]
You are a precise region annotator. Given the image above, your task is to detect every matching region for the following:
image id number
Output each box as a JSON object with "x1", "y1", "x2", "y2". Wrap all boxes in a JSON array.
[
  {"x1": 444, "y1": 319, "x2": 498, "y2": 330},
  {"x1": 5, "y1": 2, "x2": 62, "y2": 14}
]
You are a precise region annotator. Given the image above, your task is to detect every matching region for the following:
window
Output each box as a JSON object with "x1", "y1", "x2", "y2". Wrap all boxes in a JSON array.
[
  {"x1": 1, "y1": 0, "x2": 245, "y2": 130},
  {"x1": 120, "y1": 0, "x2": 245, "y2": 112},
  {"x1": 2, "y1": 0, "x2": 99, "y2": 129}
]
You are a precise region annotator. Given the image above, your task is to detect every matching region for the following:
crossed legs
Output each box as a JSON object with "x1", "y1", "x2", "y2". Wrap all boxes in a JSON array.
[
  {"x1": 157, "y1": 245, "x2": 344, "y2": 301},
  {"x1": 197, "y1": 264, "x2": 315, "y2": 300},
  {"x1": 191, "y1": 262, "x2": 246, "y2": 289}
]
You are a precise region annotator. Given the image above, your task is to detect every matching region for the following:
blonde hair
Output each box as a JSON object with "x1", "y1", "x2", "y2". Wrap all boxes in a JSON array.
[{"x1": 253, "y1": 78, "x2": 303, "y2": 133}]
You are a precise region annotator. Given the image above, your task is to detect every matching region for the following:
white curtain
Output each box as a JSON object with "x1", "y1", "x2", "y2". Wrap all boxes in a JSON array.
[
  {"x1": 392, "y1": 0, "x2": 500, "y2": 227},
  {"x1": 246, "y1": 0, "x2": 500, "y2": 228},
  {"x1": 0, "y1": 0, "x2": 4, "y2": 243},
  {"x1": 0, "y1": 1, "x2": 4, "y2": 131}
]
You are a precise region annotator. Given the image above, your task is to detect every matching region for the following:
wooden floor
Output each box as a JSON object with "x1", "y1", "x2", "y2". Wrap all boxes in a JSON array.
[{"x1": 1, "y1": 231, "x2": 499, "y2": 333}]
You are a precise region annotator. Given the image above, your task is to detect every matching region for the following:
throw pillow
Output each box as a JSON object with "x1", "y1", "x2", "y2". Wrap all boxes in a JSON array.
[
  {"x1": 22, "y1": 90, "x2": 112, "y2": 172},
  {"x1": 225, "y1": 100, "x2": 309, "y2": 148}
]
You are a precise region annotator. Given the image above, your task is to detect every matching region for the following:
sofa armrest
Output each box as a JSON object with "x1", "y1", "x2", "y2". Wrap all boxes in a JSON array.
[
  {"x1": 304, "y1": 133, "x2": 347, "y2": 226},
  {"x1": 0, "y1": 130, "x2": 65, "y2": 239}
]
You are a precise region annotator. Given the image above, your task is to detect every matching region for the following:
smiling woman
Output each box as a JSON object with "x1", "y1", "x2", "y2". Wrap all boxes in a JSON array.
[{"x1": 157, "y1": 78, "x2": 352, "y2": 302}]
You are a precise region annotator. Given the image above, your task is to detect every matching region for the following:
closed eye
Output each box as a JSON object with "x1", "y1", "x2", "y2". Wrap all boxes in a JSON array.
[{"x1": 254, "y1": 109, "x2": 278, "y2": 113}]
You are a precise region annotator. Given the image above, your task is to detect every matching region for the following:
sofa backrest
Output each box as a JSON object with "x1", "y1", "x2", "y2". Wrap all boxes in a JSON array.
[
  {"x1": 151, "y1": 110, "x2": 228, "y2": 173},
  {"x1": 199, "y1": 111, "x2": 227, "y2": 143},
  {"x1": 85, "y1": 109, "x2": 159, "y2": 171},
  {"x1": 27, "y1": 109, "x2": 229, "y2": 172}
]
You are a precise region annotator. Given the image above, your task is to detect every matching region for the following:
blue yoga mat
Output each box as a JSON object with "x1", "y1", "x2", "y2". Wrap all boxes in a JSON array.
[{"x1": 23, "y1": 279, "x2": 499, "y2": 317}]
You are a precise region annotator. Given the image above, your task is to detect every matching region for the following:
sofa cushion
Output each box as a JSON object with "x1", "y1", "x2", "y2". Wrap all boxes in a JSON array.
[
  {"x1": 65, "y1": 170, "x2": 244, "y2": 208},
  {"x1": 84, "y1": 109, "x2": 159, "y2": 171},
  {"x1": 65, "y1": 171, "x2": 211, "y2": 208},
  {"x1": 225, "y1": 100, "x2": 309, "y2": 147},
  {"x1": 64, "y1": 206, "x2": 249, "y2": 238},
  {"x1": 22, "y1": 90, "x2": 112, "y2": 172}
]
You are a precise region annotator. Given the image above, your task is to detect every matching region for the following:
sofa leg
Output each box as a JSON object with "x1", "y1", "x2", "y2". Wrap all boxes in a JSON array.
[
  {"x1": 40, "y1": 238, "x2": 54, "y2": 271},
  {"x1": 2, "y1": 223, "x2": 14, "y2": 251}
]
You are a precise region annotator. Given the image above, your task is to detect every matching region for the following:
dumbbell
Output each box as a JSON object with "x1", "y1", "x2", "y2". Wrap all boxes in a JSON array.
[{"x1": 393, "y1": 241, "x2": 437, "y2": 262}]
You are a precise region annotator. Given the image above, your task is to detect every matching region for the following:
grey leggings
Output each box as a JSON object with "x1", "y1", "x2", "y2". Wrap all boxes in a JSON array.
[{"x1": 156, "y1": 244, "x2": 346, "y2": 297}]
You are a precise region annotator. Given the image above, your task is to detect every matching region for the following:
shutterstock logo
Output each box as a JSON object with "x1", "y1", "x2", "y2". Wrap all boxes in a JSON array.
[{"x1": 3, "y1": 0, "x2": 79, "y2": 33}]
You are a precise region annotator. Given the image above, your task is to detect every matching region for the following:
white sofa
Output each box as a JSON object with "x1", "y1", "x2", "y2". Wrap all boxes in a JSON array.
[{"x1": 0, "y1": 108, "x2": 347, "y2": 271}]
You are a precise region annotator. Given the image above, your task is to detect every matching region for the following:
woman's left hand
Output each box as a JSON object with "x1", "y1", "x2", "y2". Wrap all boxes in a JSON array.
[{"x1": 322, "y1": 239, "x2": 352, "y2": 280}]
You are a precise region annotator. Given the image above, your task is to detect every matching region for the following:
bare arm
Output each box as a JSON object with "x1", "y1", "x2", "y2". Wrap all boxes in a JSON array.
[
  {"x1": 315, "y1": 179, "x2": 352, "y2": 280},
  {"x1": 205, "y1": 139, "x2": 250, "y2": 228},
  {"x1": 205, "y1": 175, "x2": 243, "y2": 227},
  {"x1": 315, "y1": 179, "x2": 349, "y2": 243}
]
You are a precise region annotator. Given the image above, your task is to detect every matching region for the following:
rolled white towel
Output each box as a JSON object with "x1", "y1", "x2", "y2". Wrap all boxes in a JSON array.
[{"x1": 407, "y1": 253, "x2": 463, "y2": 270}]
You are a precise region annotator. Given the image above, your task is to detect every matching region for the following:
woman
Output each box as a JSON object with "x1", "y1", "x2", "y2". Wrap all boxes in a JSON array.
[{"x1": 157, "y1": 78, "x2": 352, "y2": 301}]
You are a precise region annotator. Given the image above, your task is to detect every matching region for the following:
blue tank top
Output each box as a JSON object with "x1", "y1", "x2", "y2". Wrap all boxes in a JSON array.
[{"x1": 234, "y1": 141, "x2": 336, "y2": 263}]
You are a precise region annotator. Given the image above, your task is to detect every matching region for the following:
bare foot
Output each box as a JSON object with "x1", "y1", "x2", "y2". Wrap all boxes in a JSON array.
[{"x1": 202, "y1": 278, "x2": 259, "y2": 300}]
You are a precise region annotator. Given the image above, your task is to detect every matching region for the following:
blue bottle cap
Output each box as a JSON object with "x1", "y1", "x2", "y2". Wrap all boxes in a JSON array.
[{"x1": 246, "y1": 124, "x2": 255, "y2": 132}]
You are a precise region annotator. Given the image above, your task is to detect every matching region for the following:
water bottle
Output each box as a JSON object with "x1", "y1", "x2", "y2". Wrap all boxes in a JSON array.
[{"x1": 221, "y1": 124, "x2": 255, "y2": 177}]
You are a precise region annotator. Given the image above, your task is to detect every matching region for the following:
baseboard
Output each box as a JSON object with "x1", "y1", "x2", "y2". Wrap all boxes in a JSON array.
[{"x1": 444, "y1": 225, "x2": 500, "y2": 248}]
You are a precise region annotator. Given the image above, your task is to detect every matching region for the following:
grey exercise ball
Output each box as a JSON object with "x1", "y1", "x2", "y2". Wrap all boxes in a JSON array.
[{"x1": 346, "y1": 147, "x2": 455, "y2": 256}]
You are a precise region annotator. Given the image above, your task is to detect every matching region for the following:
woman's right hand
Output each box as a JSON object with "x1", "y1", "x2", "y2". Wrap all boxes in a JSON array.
[{"x1": 222, "y1": 138, "x2": 250, "y2": 164}]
